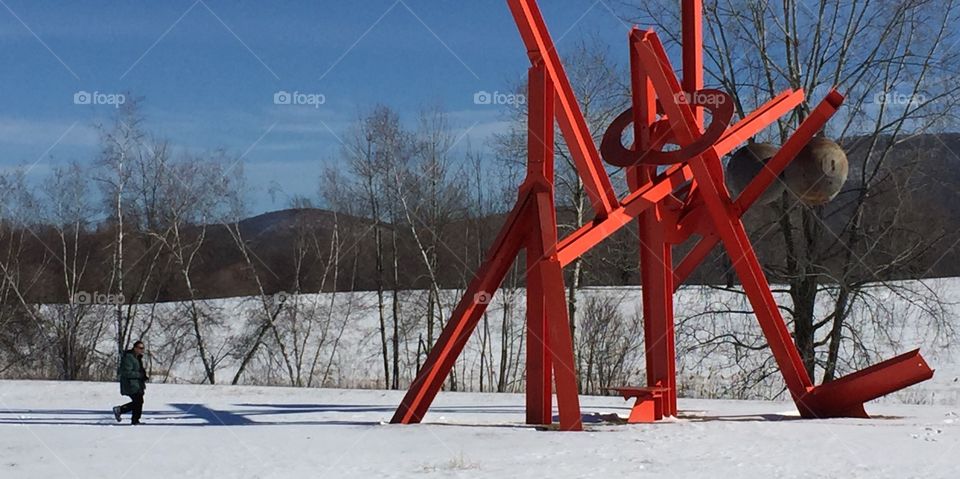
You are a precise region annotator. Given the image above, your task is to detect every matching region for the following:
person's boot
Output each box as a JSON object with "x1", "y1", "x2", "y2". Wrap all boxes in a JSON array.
[{"x1": 113, "y1": 407, "x2": 122, "y2": 423}]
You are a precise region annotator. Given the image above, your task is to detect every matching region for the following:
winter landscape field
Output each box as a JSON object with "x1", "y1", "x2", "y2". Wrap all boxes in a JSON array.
[
  {"x1": 3, "y1": 0, "x2": 960, "y2": 477},
  {"x1": 1, "y1": 380, "x2": 958, "y2": 478},
  {"x1": 2, "y1": 279, "x2": 959, "y2": 478}
]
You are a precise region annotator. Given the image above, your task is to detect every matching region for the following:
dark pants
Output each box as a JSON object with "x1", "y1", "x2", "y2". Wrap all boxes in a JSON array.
[{"x1": 118, "y1": 393, "x2": 144, "y2": 423}]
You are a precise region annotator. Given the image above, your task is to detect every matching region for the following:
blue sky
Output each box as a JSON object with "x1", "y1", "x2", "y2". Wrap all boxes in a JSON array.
[{"x1": 0, "y1": 0, "x2": 634, "y2": 214}]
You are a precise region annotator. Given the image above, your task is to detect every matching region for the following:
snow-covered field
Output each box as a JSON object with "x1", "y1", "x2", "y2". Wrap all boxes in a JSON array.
[
  {"x1": 1, "y1": 380, "x2": 958, "y2": 478},
  {"x1": 103, "y1": 278, "x2": 960, "y2": 404},
  {"x1": 5, "y1": 279, "x2": 959, "y2": 477}
]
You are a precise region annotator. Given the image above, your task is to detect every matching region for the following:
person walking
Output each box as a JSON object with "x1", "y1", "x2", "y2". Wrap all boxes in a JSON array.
[{"x1": 113, "y1": 341, "x2": 148, "y2": 425}]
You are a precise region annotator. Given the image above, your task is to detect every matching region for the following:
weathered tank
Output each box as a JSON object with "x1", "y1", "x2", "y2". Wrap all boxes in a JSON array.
[
  {"x1": 725, "y1": 142, "x2": 784, "y2": 205},
  {"x1": 783, "y1": 137, "x2": 848, "y2": 206}
]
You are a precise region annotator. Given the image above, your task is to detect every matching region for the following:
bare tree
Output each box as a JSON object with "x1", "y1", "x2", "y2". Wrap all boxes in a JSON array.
[
  {"x1": 94, "y1": 99, "x2": 161, "y2": 363},
  {"x1": 149, "y1": 152, "x2": 239, "y2": 383},
  {"x1": 395, "y1": 107, "x2": 467, "y2": 366},
  {"x1": 574, "y1": 292, "x2": 644, "y2": 394},
  {"x1": 40, "y1": 162, "x2": 107, "y2": 380},
  {"x1": 0, "y1": 170, "x2": 48, "y2": 377},
  {"x1": 341, "y1": 105, "x2": 406, "y2": 388}
]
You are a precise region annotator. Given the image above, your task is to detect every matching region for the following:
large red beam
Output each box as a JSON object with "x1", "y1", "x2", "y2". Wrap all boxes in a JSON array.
[
  {"x1": 507, "y1": 0, "x2": 619, "y2": 218},
  {"x1": 556, "y1": 165, "x2": 693, "y2": 267},
  {"x1": 524, "y1": 64, "x2": 554, "y2": 426},
  {"x1": 673, "y1": 91, "x2": 845, "y2": 286},
  {"x1": 391, "y1": 194, "x2": 531, "y2": 424},
  {"x1": 800, "y1": 349, "x2": 933, "y2": 417},
  {"x1": 714, "y1": 89, "x2": 805, "y2": 155}
]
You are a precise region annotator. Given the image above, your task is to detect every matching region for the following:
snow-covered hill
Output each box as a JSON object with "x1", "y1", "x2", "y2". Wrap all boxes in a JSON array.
[
  {"x1": 1, "y1": 380, "x2": 957, "y2": 478},
  {"x1": 111, "y1": 278, "x2": 959, "y2": 405}
]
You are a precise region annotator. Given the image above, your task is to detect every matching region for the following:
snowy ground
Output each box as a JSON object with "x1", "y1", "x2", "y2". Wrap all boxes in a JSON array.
[
  {"x1": 105, "y1": 278, "x2": 958, "y2": 402},
  {"x1": 1, "y1": 380, "x2": 958, "y2": 478}
]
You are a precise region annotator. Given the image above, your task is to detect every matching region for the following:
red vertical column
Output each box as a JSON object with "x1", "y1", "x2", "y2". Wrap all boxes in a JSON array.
[
  {"x1": 642, "y1": 206, "x2": 677, "y2": 417},
  {"x1": 629, "y1": 29, "x2": 678, "y2": 418},
  {"x1": 655, "y1": 0, "x2": 700, "y2": 415},
  {"x1": 530, "y1": 192, "x2": 583, "y2": 431},
  {"x1": 681, "y1": 0, "x2": 704, "y2": 130},
  {"x1": 525, "y1": 63, "x2": 554, "y2": 426},
  {"x1": 523, "y1": 62, "x2": 581, "y2": 430},
  {"x1": 631, "y1": 170, "x2": 678, "y2": 418}
]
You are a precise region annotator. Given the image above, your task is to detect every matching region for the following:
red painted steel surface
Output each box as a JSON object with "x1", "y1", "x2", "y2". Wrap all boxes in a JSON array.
[
  {"x1": 612, "y1": 387, "x2": 670, "y2": 423},
  {"x1": 391, "y1": 0, "x2": 934, "y2": 429},
  {"x1": 524, "y1": 64, "x2": 554, "y2": 426}
]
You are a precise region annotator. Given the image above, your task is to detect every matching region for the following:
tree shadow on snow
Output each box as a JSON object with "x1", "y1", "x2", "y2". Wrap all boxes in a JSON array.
[
  {"x1": 236, "y1": 403, "x2": 535, "y2": 415},
  {"x1": 678, "y1": 411, "x2": 802, "y2": 422}
]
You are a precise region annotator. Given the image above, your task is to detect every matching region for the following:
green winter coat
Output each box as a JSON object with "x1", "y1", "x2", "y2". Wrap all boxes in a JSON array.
[{"x1": 118, "y1": 350, "x2": 146, "y2": 396}]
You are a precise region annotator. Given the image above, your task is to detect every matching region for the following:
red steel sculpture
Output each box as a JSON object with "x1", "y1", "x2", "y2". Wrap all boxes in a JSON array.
[{"x1": 392, "y1": 0, "x2": 934, "y2": 431}]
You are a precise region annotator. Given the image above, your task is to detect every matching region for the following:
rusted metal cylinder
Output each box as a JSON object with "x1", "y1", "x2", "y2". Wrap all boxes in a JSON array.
[
  {"x1": 783, "y1": 137, "x2": 848, "y2": 206},
  {"x1": 725, "y1": 142, "x2": 783, "y2": 205}
]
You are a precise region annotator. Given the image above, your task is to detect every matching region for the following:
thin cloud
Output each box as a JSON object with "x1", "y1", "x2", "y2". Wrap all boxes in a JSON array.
[{"x1": 0, "y1": 117, "x2": 99, "y2": 148}]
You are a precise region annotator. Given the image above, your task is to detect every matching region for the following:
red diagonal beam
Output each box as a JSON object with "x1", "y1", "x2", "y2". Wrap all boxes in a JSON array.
[
  {"x1": 714, "y1": 89, "x2": 805, "y2": 156},
  {"x1": 392, "y1": 193, "x2": 532, "y2": 424},
  {"x1": 733, "y1": 90, "x2": 844, "y2": 213},
  {"x1": 632, "y1": 30, "x2": 701, "y2": 147},
  {"x1": 508, "y1": 0, "x2": 619, "y2": 218},
  {"x1": 801, "y1": 349, "x2": 933, "y2": 418},
  {"x1": 672, "y1": 91, "x2": 844, "y2": 286},
  {"x1": 556, "y1": 165, "x2": 693, "y2": 267}
]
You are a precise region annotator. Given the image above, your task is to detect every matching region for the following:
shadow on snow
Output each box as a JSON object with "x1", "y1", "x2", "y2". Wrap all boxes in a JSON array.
[{"x1": 0, "y1": 403, "x2": 621, "y2": 427}]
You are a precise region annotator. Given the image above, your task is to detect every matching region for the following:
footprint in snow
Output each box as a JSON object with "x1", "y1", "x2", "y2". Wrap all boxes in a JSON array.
[{"x1": 912, "y1": 427, "x2": 943, "y2": 442}]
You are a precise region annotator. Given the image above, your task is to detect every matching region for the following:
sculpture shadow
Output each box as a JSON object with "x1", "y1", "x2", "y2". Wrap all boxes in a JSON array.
[
  {"x1": 0, "y1": 402, "x2": 631, "y2": 427},
  {"x1": 0, "y1": 404, "x2": 378, "y2": 427},
  {"x1": 678, "y1": 411, "x2": 801, "y2": 422}
]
